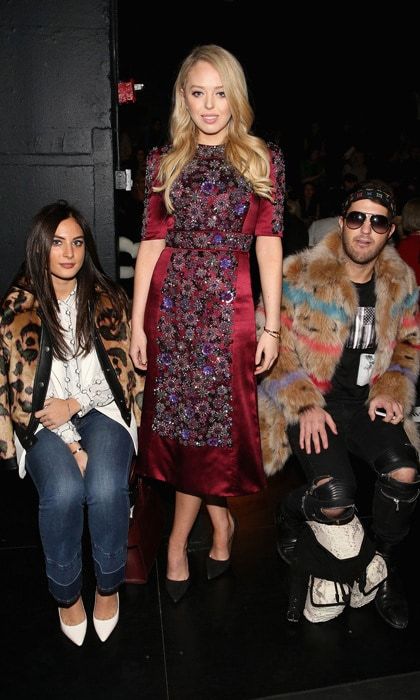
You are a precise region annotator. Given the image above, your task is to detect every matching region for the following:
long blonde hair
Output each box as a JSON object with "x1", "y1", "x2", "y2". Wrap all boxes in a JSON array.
[{"x1": 155, "y1": 45, "x2": 273, "y2": 213}]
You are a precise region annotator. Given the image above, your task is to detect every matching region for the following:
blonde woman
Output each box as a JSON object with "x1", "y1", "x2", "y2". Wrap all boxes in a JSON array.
[{"x1": 130, "y1": 45, "x2": 284, "y2": 601}]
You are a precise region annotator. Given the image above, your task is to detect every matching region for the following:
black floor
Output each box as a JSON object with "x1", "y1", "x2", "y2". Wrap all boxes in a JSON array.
[{"x1": 1, "y1": 461, "x2": 420, "y2": 700}]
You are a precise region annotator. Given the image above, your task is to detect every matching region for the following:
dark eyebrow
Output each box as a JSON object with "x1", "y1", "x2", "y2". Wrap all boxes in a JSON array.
[{"x1": 53, "y1": 235, "x2": 85, "y2": 240}]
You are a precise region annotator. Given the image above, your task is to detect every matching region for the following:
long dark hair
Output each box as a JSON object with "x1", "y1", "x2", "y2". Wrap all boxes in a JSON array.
[{"x1": 23, "y1": 200, "x2": 128, "y2": 360}]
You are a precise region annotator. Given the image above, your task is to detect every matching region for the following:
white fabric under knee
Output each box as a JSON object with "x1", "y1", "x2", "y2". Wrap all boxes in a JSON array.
[{"x1": 302, "y1": 517, "x2": 387, "y2": 623}]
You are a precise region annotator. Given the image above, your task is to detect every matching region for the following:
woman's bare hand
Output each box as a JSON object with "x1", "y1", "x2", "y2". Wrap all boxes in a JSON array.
[
  {"x1": 35, "y1": 398, "x2": 71, "y2": 429},
  {"x1": 255, "y1": 333, "x2": 279, "y2": 375},
  {"x1": 129, "y1": 329, "x2": 148, "y2": 370},
  {"x1": 69, "y1": 442, "x2": 88, "y2": 477}
]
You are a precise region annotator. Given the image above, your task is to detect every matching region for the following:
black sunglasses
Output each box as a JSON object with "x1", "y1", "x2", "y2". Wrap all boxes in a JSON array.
[{"x1": 345, "y1": 210, "x2": 391, "y2": 235}]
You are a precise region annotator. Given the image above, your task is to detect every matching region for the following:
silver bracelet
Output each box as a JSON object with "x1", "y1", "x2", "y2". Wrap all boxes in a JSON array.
[{"x1": 71, "y1": 446, "x2": 83, "y2": 455}]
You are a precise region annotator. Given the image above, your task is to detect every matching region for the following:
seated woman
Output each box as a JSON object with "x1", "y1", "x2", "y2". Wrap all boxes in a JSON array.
[{"x1": 0, "y1": 201, "x2": 143, "y2": 646}]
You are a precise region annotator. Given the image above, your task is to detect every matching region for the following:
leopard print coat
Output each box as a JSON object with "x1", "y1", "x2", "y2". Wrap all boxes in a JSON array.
[{"x1": 0, "y1": 283, "x2": 144, "y2": 469}]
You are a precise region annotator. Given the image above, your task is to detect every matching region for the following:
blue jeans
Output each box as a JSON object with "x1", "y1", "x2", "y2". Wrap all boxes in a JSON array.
[{"x1": 25, "y1": 410, "x2": 134, "y2": 606}]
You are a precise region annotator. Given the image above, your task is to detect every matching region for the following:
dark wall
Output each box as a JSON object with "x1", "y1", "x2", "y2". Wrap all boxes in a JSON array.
[{"x1": 0, "y1": 0, "x2": 115, "y2": 294}]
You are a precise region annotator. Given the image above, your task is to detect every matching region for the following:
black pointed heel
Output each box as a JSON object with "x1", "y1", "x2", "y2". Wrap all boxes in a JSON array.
[
  {"x1": 206, "y1": 514, "x2": 237, "y2": 581},
  {"x1": 206, "y1": 555, "x2": 231, "y2": 581},
  {"x1": 165, "y1": 576, "x2": 191, "y2": 603}
]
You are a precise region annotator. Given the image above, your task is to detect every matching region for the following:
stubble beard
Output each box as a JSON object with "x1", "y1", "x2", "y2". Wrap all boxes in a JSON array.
[{"x1": 342, "y1": 232, "x2": 389, "y2": 266}]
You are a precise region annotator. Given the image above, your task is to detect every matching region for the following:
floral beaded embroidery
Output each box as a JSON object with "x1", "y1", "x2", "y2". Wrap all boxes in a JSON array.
[
  {"x1": 169, "y1": 144, "x2": 252, "y2": 236},
  {"x1": 166, "y1": 229, "x2": 253, "y2": 251},
  {"x1": 148, "y1": 143, "x2": 284, "y2": 447},
  {"x1": 152, "y1": 249, "x2": 238, "y2": 447},
  {"x1": 268, "y1": 142, "x2": 286, "y2": 234}
]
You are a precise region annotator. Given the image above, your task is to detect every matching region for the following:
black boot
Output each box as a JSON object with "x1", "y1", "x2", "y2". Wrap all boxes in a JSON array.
[
  {"x1": 375, "y1": 543, "x2": 408, "y2": 630},
  {"x1": 286, "y1": 568, "x2": 309, "y2": 623},
  {"x1": 372, "y1": 473, "x2": 420, "y2": 630},
  {"x1": 275, "y1": 503, "x2": 302, "y2": 566}
]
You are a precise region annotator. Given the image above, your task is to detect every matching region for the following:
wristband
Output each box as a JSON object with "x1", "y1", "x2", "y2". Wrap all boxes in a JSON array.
[
  {"x1": 263, "y1": 326, "x2": 280, "y2": 339},
  {"x1": 71, "y1": 447, "x2": 83, "y2": 455}
]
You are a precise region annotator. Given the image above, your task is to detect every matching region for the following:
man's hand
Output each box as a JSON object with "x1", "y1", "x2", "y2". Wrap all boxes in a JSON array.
[
  {"x1": 299, "y1": 406, "x2": 338, "y2": 454},
  {"x1": 368, "y1": 395, "x2": 404, "y2": 424}
]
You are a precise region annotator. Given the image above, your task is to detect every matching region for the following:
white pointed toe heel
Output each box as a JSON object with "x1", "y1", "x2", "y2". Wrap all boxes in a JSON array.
[
  {"x1": 58, "y1": 607, "x2": 87, "y2": 647},
  {"x1": 93, "y1": 592, "x2": 119, "y2": 642}
]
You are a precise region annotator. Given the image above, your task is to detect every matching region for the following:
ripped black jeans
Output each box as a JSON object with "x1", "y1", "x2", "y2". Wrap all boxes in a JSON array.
[{"x1": 284, "y1": 401, "x2": 419, "y2": 546}]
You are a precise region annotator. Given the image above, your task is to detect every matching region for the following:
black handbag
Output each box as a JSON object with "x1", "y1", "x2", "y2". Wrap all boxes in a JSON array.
[{"x1": 125, "y1": 467, "x2": 165, "y2": 584}]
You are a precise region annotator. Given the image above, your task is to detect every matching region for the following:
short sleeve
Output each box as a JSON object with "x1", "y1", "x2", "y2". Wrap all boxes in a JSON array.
[
  {"x1": 255, "y1": 145, "x2": 285, "y2": 237},
  {"x1": 140, "y1": 148, "x2": 169, "y2": 241}
]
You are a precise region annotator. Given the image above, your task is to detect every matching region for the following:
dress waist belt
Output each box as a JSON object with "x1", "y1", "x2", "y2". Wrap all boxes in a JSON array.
[{"x1": 166, "y1": 246, "x2": 249, "y2": 253}]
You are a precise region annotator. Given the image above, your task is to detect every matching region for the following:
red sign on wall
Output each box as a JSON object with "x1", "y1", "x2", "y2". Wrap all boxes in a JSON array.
[{"x1": 118, "y1": 79, "x2": 144, "y2": 104}]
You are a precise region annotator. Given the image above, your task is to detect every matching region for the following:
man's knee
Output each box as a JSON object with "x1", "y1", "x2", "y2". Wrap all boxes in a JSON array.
[
  {"x1": 374, "y1": 474, "x2": 420, "y2": 518},
  {"x1": 373, "y1": 443, "x2": 419, "y2": 478},
  {"x1": 373, "y1": 444, "x2": 420, "y2": 494},
  {"x1": 389, "y1": 466, "x2": 418, "y2": 484},
  {"x1": 302, "y1": 476, "x2": 356, "y2": 524}
]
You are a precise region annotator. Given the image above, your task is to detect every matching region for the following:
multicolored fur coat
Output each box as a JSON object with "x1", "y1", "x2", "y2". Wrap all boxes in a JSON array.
[
  {"x1": 0, "y1": 283, "x2": 144, "y2": 468},
  {"x1": 257, "y1": 231, "x2": 420, "y2": 475}
]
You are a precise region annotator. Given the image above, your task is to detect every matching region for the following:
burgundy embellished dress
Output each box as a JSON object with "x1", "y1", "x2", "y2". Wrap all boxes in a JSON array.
[{"x1": 139, "y1": 143, "x2": 285, "y2": 497}]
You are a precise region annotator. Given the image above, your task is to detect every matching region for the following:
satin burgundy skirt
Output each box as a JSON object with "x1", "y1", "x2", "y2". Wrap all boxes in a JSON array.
[{"x1": 138, "y1": 246, "x2": 266, "y2": 497}]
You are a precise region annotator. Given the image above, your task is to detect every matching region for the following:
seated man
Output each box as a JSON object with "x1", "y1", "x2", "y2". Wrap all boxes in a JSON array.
[{"x1": 258, "y1": 182, "x2": 420, "y2": 629}]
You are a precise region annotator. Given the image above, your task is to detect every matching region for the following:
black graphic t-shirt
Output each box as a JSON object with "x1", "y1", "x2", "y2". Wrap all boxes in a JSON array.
[{"x1": 327, "y1": 276, "x2": 376, "y2": 403}]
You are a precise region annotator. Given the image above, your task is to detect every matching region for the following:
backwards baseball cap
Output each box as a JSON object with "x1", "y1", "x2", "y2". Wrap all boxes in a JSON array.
[{"x1": 342, "y1": 182, "x2": 396, "y2": 218}]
